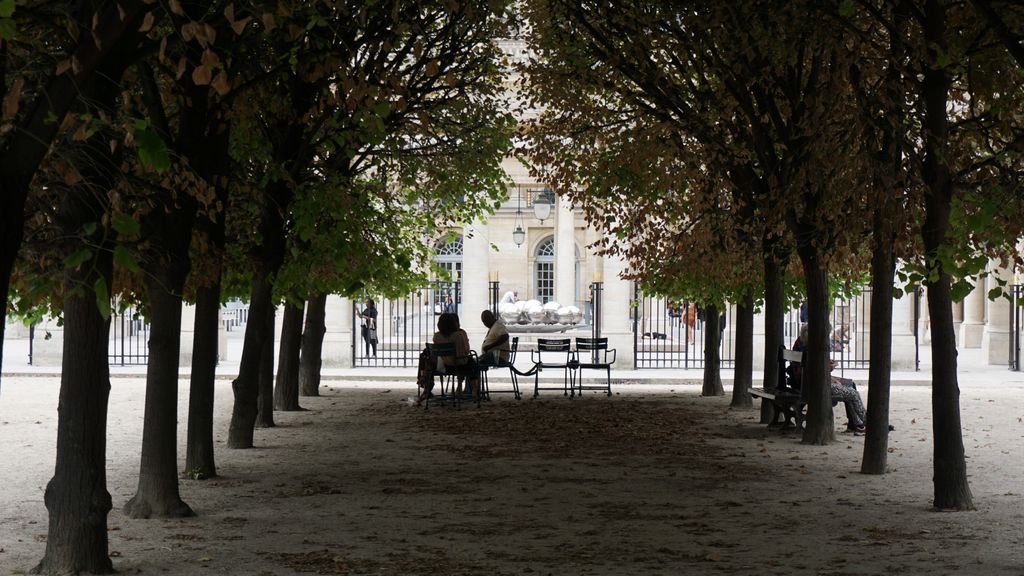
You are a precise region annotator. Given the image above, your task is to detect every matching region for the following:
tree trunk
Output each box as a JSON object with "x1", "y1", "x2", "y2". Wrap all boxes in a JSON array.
[
  {"x1": 861, "y1": 11, "x2": 904, "y2": 473},
  {"x1": 299, "y1": 293, "x2": 327, "y2": 396},
  {"x1": 862, "y1": 211, "x2": 895, "y2": 473},
  {"x1": 33, "y1": 256, "x2": 116, "y2": 575},
  {"x1": 33, "y1": 134, "x2": 121, "y2": 571},
  {"x1": 760, "y1": 254, "x2": 786, "y2": 422},
  {"x1": 256, "y1": 307, "x2": 277, "y2": 428},
  {"x1": 123, "y1": 267, "x2": 194, "y2": 519},
  {"x1": 33, "y1": 42, "x2": 143, "y2": 569},
  {"x1": 228, "y1": 274, "x2": 275, "y2": 447},
  {"x1": 274, "y1": 300, "x2": 305, "y2": 410},
  {"x1": 921, "y1": 0, "x2": 974, "y2": 509},
  {"x1": 799, "y1": 255, "x2": 835, "y2": 445},
  {"x1": 228, "y1": 178, "x2": 289, "y2": 448},
  {"x1": 185, "y1": 282, "x2": 221, "y2": 480},
  {"x1": 701, "y1": 305, "x2": 724, "y2": 396},
  {"x1": 730, "y1": 292, "x2": 755, "y2": 409}
]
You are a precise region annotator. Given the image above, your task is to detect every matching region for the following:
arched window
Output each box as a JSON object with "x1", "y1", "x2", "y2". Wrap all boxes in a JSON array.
[
  {"x1": 433, "y1": 235, "x2": 463, "y2": 280},
  {"x1": 534, "y1": 235, "x2": 583, "y2": 305},
  {"x1": 432, "y1": 235, "x2": 463, "y2": 314},
  {"x1": 534, "y1": 237, "x2": 555, "y2": 303}
]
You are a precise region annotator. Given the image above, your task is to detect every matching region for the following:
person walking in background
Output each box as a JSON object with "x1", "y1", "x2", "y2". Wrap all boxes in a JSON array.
[{"x1": 360, "y1": 299, "x2": 378, "y2": 357}]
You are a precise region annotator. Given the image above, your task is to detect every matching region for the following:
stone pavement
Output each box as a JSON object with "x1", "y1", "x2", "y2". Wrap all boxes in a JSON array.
[{"x1": 3, "y1": 332, "x2": 1023, "y2": 389}]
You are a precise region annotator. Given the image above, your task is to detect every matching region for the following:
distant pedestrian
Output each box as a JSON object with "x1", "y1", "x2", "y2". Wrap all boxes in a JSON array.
[{"x1": 360, "y1": 299, "x2": 378, "y2": 357}]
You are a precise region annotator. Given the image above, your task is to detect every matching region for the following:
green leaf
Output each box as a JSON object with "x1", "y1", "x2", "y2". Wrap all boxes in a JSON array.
[
  {"x1": 988, "y1": 287, "x2": 1004, "y2": 300},
  {"x1": 83, "y1": 222, "x2": 97, "y2": 235},
  {"x1": 0, "y1": 0, "x2": 15, "y2": 18},
  {"x1": 113, "y1": 244, "x2": 141, "y2": 273},
  {"x1": 111, "y1": 214, "x2": 140, "y2": 237},
  {"x1": 950, "y1": 280, "x2": 973, "y2": 302},
  {"x1": 94, "y1": 278, "x2": 111, "y2": 321},
  {"x1": 132, "y1": 122, "x2": 171, "y2": 173},
  {"x1": 64, "y1": 249, "x2": 93, "y2": 269},
  {"x1": 838, "y1": 0, "x2": 855, "y2": 17},
  {"x1": 0, "y1": 17, "x2": 16, "y2": 40}
]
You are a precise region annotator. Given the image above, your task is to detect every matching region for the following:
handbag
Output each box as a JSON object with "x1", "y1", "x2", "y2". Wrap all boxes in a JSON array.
[{"x1": 367, "y1": 328, "x2": 378, "y2": 343}]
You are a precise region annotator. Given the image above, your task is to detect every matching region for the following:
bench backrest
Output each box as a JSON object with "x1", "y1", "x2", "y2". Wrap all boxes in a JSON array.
[
  {"x1": 575, "y1": 337, "x2": 608, "y2": 351},
  {"x1": 534, "y1": 338, "x2": 572, "y2": 365},
  {"x1": 426, "y1": 342, "x2": 457, "y2": 374},
  {"x1": 777, "y1": 345, "x2": 804, "y2": 391}
]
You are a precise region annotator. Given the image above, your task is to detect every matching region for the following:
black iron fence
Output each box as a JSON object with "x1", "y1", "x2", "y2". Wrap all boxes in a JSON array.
[
  {"x1": 353, "y1": 280, "x2": 460, "y2": 367},
  {"x1": 782, "y1": 288, "x2": 874, "y2": 370},
  {"x1": 632, "y1": 289, "x2": 735, "y2": 369},
  {"x1": 109, "y1": 305, "x2": 149, "y2": 366},
  {"x1": 632, "y1": 287, "x2": 877, "y2": 370}
]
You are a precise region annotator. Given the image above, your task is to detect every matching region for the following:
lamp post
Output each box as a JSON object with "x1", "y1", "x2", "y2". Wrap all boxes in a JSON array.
[
  {"x1": 533, "y1": 187, "x2": 552, "y2": 223},
  {"x1": 513, "y1": 186, "x2": 526, "y2": 247},
  {"x1": 489, "y1": 271, "x2": 500, "y2": 315}
]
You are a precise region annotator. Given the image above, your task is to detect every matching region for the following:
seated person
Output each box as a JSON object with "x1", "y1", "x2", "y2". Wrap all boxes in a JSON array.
[
  {"x1": 830, "y1": 359, "x2": 866, "y2": 434},
  {"x1": 784, "y1": 323, "x2": 808, "y2": 391},
  {"x1": 426, "y1": 312, "x2": 479, "y2": 401},
  {"x1": 478, "y1": 310, "x2": 510, "y2": 367}
]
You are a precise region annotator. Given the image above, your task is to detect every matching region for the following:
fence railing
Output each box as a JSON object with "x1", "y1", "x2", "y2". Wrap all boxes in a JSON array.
[
  {"x1": 353, "y1": 281, "x2": 460, "y2": 368},
  {"x1": 109, "y1": 305, "x2": 149, "y2": 366},
  {"x1": 632, "y1": 289, "x2": 735, "y2": 369},
  {"x1": 632, "y1": 287, "x2": 877, "y2": 370}
]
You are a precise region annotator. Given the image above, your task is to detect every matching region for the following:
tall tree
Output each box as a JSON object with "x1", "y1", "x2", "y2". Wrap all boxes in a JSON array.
[
  {"x1": 224, "y1": 1, "x2": 513, "y2": 448},
  {"x1": 0, "y1": 0, "x2": 153, "y2": 381}
]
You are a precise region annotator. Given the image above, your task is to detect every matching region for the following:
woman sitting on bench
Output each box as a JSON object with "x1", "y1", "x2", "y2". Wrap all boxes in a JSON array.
[{"x1": 830, "y1": 359, "x2": 866, "y2": 434}]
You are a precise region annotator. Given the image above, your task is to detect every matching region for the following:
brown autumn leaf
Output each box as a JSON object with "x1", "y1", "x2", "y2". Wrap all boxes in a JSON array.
[
  {"x1": 262, "y1": 13, "x2": 276, "y2": 32},
  {"x1": 231, "y1": 16, "x2": 251, "y2": 35},
  {"x1": 139, "y1": 11, "x2": 155, "y2": 32},
  {"x1": 192, "y1": 64, "x2": 213, "y2": 86},
  {"x1": 3, "y1": 77, "x2": 24, "y2": 120},
  {"x1": 200, "y1": 49, "x2": 220, "y2": 67},
  {"x1": 211, "y1": 72, "x2": 231, "y2": 96}
]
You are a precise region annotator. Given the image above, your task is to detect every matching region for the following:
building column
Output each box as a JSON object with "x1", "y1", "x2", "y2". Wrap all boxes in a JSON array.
[
  {"x1": 751, "y1": 306, "x2": 767, "y2": 371},
  {"x1": 322, "y1": 295, "x2": 354, "y2": 368},
  {"x1": 960, "y1": 279, "x2": 986, "y2": 348},
  {"x1": 952, "y1": 299, "x2": 963, "y2": 348},
  {"x1": 555, "y1": 193, "x2": 575, "y2": 307},
  {"x1": 179, "y1": 303, "x2": 197, "y2": 366},
  {"x1": 982, "y1": 261, "x2": 1012, "y2": 365},
  {"x1": 218, "y1": 308, "x2": 227, "y2": 362},
  {"x1": 462, "y1": 219, "x2": 491, "y2": 347},
  {"x1": 890, "y1": 288, "x2": 918, "y2": 370},
  {"x1": 601, "y1": 251, "x2": 634, "y2": 369}
]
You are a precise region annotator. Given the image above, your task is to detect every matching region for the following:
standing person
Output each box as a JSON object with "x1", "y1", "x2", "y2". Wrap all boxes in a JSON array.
[
  {"x1": 479, "y1": 310, "x2": 510, "y2": 367},
  {"x1": 360, "y1": 299, "x2": 378, "y2": 357},
  {"x1": 684, "y1": 302, "x2": 697, "y2": 345}
]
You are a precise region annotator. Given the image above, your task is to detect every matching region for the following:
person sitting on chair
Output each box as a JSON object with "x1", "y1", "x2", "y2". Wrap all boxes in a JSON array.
[
  {"x1": 479, "y1": 310, "x2": 510, "y2": 368},
  {"x1": 431, "y1": 313, "x2": 479, "y2": 400}
]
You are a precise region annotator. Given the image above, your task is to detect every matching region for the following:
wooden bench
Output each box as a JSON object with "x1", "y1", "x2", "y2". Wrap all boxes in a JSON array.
[{"x1": 748, "y1": 347, "x2": 806, "y2": 429}]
